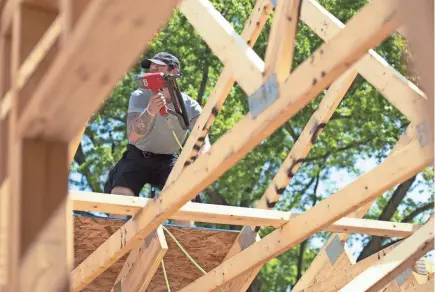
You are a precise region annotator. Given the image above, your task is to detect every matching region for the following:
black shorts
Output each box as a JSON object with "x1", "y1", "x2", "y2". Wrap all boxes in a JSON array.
[{"x1": 104, "y1": 144, "x2": 177, "y2": 197}]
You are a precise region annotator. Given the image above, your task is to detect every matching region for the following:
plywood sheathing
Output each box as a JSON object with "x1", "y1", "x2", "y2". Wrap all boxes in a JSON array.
[{"x1": 73, "y1": 215, "x2": 238, "y2": 291}]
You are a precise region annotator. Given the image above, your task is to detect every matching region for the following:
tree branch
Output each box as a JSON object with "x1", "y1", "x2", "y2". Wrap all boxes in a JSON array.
[
  {"x1": 205, "y1": 187, "x2": 229, "y2": 206},
  {"x1": 283, "y1": 122, "x2": 299, "y2": 141},
  {"x1": 305, "y1": 137, "x2": 375, "y2": 163},
  {"x1": 73, "y1": 143, "x2": 98, "y2": 192},
  {"x1": 402, "y1": 201, "x2": 434, "y2": 223},
  {"x1": 357, "y1": 175, "x2": 417, "y2": 261},
  {"x1": 197, "y1": 45, "x2": 211, "y2": 106},
  {"x1": 296, "y1": 168, "x2": 321, "y2": 282}
]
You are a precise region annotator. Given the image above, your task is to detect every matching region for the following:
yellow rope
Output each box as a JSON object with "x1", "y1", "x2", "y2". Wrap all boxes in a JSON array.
[
  {"x1": 162, "y1": 226, "x2": 226, "y2": 292},
  {"x1": 162, "y1": 225, "x2": 207, "y2": 274},
  {"x1": 162, "y1": 259, "x2": 171, "y2": 292},
  {"x1": 164, "y1": 120, "x2": 226, "y2": 291},
  {"x1": 166, "y1": 118, "x2": 184, "y2": 150}
]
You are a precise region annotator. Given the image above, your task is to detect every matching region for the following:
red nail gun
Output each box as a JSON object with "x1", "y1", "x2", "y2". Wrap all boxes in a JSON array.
[{"x1": 136, "y1": 72, "x2": 190, "y2": 130}]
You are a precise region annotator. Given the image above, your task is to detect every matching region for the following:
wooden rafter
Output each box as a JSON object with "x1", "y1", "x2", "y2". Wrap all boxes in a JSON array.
[{"x1": 71, "y1": 0, "x2": 418, "y2": 289}]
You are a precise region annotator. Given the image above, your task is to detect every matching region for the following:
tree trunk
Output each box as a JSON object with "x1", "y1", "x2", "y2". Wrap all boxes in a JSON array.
[
  {"x1": 197, "y1": 45, "x2": 211, "y2": 106},
  {"x1": 357, "y1": 175, "x2": 417, "y2": 261},
  {"x1": 206, "y1": 187, "x2": 229, "y2": 205},
  {"x1": 247, "y1": 276, "x2": 262, "y2": 292},
  {"x1": 74, "y1": 142, "x2": 100, "y2": 192}
]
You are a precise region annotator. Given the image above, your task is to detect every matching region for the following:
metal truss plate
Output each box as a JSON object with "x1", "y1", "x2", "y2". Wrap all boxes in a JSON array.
[
  {"x1": 396, "y1": 268, "x2": 412, "y2": 286},
  {"x1": 325, "y1": 235, "x2": 344, "y2": 265},
  {"x1": 248, "y1": 74, "x2": 279, "y2": 117}
]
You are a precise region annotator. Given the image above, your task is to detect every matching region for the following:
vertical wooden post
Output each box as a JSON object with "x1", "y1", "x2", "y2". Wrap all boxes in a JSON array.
[
  {"x1": 60, "y1": 0, "x2": 90, "y2": 163},
  {"x1": 7, "y1": 2, "x2": 72, "y2": 291}
]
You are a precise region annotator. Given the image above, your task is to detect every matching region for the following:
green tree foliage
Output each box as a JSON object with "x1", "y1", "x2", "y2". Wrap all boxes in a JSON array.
[{"x1": 70, "y1": 0, "x2": 434, "y2": 291}]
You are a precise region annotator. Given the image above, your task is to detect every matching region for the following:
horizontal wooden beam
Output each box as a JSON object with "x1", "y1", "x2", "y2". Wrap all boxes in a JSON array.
[
  {"x1": 17, "y1": 0, "x2": 179, "y2": 141},
  {"x1": 70, "y1": 191, "x2": 421, "y2": 238},
  {"x1": 71, "y1": 0, "x2": 413, "y2": 288},
  {"x1": 71, "y1": 191, "x2": 291, "y2": 227},
  {"x1": 300, "y1": 0, "x2": 427, "y2": 124},
  {"x1": 341, "y1": 218, "x2": 434, "y2": 292}
]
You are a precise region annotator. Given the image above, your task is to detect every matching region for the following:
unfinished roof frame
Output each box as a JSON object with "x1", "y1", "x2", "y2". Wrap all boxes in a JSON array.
[{"x1": 0, "y1": 0, "x2": 433, "y2": 292}]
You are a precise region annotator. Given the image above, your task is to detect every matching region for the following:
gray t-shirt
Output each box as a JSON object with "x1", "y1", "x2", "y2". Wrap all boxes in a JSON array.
[{"x1": 128, "y1": 88, "x2": 202, "y2": 154}]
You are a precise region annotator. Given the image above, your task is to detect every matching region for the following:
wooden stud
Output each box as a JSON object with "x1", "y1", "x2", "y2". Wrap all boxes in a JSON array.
[
  {"x1": 263, "y1": 0, "x2": 301, "y2": 82},
  {"x1": 72, "y1": 0, "x2": 415, "y2": 288},
  {"x1": 17, "y1": 0, "x2": 180, "y2": 141},
  {"x1": 179, "y1": 0, "x2": 264, "y2": 95},
  {"x1": 0, "y1": 16, "x2": 61, "y2": 120},
  {"x1": 5, "y1": 2, "x2": 71, "y2": 291},
  {"x1": 341, "y1": 218, "x2": 434, "y2": 291},
  {"x1": 110, "y1": 226, "x2": 168, "y2": 292},
  {"x1": 0, "y1": 179, "x2": 9, "y2": 288},
  {"x1": 0, "y1": 0, "x2": 17, "y2": 36},
  {"x1": 59, "y1": 0, "x2": 89, "y2": 44}
]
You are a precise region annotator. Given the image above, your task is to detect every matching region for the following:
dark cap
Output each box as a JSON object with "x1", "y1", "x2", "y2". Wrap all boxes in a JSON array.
[{"x1": 141, "y1": 52, "x2": 181, "y2": 71}]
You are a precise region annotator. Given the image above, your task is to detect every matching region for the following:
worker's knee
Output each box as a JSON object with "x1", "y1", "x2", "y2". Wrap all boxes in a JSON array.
[{"x1": 111, "y1": 186, "x2": 135, "y2": 197}]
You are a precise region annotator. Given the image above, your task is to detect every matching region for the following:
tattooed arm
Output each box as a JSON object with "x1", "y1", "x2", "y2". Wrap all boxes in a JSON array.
[
  {"x1": 127, "y1": 110, "x2": 155, "y2": 143},
  {"x1": 127, "y1": 93, "x2": 166, "y2": 143}
]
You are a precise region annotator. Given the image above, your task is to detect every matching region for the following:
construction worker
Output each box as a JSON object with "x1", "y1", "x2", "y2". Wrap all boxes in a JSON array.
[{"x1": 104, "y1": 52, "x2": 210, "y2": 202}]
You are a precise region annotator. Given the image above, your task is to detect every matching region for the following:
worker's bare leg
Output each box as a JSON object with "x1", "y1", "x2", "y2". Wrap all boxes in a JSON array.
[{"x1": 110, "y1": 186, "x2": 134, "y2": 218}]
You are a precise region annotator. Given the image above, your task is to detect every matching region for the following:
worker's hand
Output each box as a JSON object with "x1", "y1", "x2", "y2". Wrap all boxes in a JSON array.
[{"x1": 147, "y1": 93, "x2": 166, "y2": 116}]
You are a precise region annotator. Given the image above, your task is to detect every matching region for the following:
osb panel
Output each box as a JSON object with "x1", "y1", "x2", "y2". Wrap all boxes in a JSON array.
[
  {"x1": 73, "y1": 215, "x2": 239, "y2": 291},
  {"x1": 73, "y1": 215, "x2": 128, "y2": 291}
]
